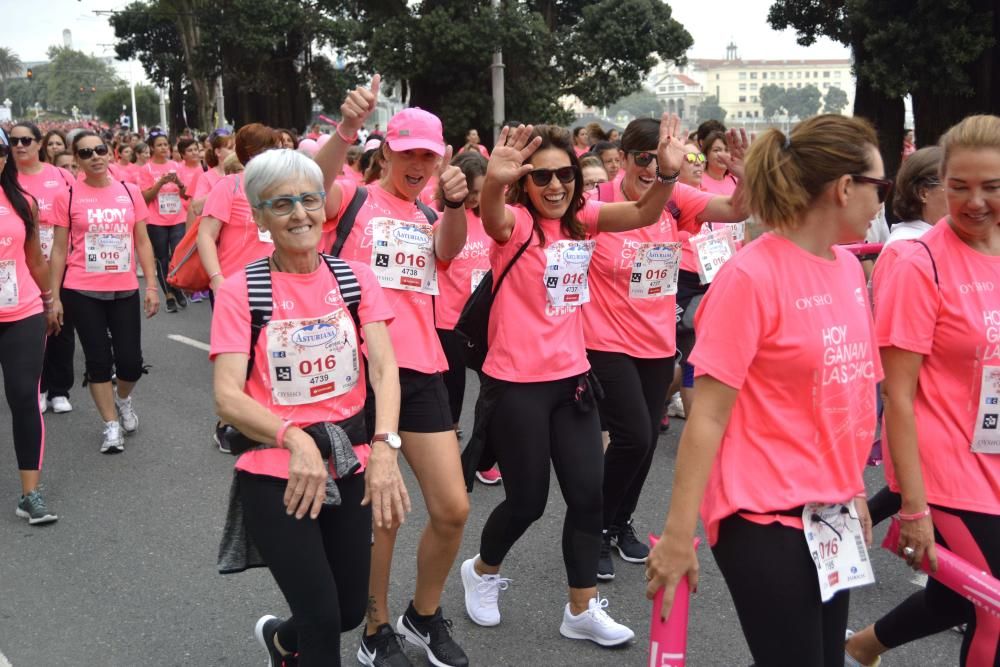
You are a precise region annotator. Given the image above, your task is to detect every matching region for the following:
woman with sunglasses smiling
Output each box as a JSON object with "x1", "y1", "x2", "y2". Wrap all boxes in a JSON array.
[
  {"x1": 49, "y1": 131, "x2": 159, "y2": 454},
  {"x1": 210, "y1": 148, "x2": 408, "y2": 667},
  {"x1": 138, "y1": 130, "x2": 188, "y2": 313},
  {"x1": 457, "y1": 116, "x2": 683, "y2": 648},
  {"x1": 646, "y1": 115, "x2": 885, "y2": 666},
  {"x1": 0, "y1": 128, "x2": 60, "y2": 525},
  {"x1": 9, "y1": 122, "x2": 76, "y2": 417},
  {"x1": 845, "y1": 114, "x2": 1000, "y2": 667},
  {"x1": 584, "y1": 118, "x2": 748, "y2": 583}
]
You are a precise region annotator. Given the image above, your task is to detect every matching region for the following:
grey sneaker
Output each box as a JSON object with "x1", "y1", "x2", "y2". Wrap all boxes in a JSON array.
[
  {"x1": 16, "y1": 488, "x2": 58, "y2": 525},
  {"x1": 101, "y1": 420, "x2": 125, "y2": 453},
  {"x1": 115, "y1": 394, "x2": 139, "y2": 434}
]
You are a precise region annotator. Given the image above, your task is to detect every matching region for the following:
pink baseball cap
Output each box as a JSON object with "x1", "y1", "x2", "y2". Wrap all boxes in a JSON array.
[{"x1": 385, "y1": 108, "x2": 446, "y2": 156}]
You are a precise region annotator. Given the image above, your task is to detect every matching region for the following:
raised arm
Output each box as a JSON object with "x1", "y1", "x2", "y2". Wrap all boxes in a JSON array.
[
  {"x1": 696, "y1": 129, "x2": 751, "y2": 224},
  {"x1": 318, "y1": 74, "x2": 381, "y2": 219},
  {"x1": 434, "y1": 145, "x2": 471, "y2": 260},
  {"x1": 480, "y1": 125, "x2": 542, "y2": 244}
]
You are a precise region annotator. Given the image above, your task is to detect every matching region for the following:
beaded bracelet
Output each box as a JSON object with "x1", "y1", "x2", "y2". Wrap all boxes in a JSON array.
[{"x1": 898, "y1": 507, "x2": 931, "y2": 521}]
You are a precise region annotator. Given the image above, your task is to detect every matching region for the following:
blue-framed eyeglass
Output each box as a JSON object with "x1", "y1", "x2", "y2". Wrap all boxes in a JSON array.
[{"x1": 253, "y1": 191, "x2": 326, "y2": 216}]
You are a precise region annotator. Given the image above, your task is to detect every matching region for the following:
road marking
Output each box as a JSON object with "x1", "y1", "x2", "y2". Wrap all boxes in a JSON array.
[
  {"x1": 1, "y1": 650, "x2": 13, "y2": 667},
  {"x1": 167, "y1": 334, "x2": 211, "y2": 352}
]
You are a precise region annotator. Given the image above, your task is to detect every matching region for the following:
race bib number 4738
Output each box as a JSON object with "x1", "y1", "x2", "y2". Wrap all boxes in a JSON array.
[{"x1": 369, "y1": 217, "x2": 439, "y2": 295}]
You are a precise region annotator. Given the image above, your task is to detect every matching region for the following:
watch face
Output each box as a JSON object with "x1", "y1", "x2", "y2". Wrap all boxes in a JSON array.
[{"x1": 387, "y1": 433, "x2": 402, "y2": 449}]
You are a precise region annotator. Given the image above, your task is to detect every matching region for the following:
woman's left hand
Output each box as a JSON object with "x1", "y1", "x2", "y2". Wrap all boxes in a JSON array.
[
  {"x1": 853, "y1": 495, "x2": 873, "y2": 547},
  {"x1": 144, "y1": 289, "x2": 160, "y2": 318},
  {"x1": 44, "y1": 307, "x2": 61, "y2": 336},
  {"x1": 719, "y1": 128, "x2": 750, "y2": 180},
  {"x1": 655, "y1": 113, "x2": 689, "y2": 179},
  {"x1": 438, "y1": 146, "x2": 469, "y2": 206}
]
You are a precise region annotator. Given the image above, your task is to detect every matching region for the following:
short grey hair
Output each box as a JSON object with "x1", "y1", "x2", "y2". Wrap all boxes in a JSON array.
[{"x1": 243, "y1": 148, "x2": 323, "y2": 207}]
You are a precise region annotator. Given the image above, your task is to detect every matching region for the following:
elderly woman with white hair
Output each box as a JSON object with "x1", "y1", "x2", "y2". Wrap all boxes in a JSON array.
[{"x1": 210, "y1": 148, "x2": 409, "y2": 666}]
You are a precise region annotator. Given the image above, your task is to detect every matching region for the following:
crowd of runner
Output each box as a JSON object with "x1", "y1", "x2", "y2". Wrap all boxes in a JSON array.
[{"x1": 0, "y1": 72, "x2": 997, "y2": 667}]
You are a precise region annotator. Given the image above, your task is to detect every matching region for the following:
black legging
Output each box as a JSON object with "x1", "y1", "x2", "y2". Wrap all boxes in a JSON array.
[
  {"x1": 238, "y1": 471, "x2": 371, "y2": 666},
  {"x1": 873, "y1": 505, "x2": 999, "y2": 667},
  {"x1": 41, "y1": 306, "x2": 74, "y2": 399},
  {"x1": 0, "y1": 314, "x2": 47, "y2": 470},
  {"x1": 146, "y1": 223, "x2": 185, "y2": 298},
  {"x1": 61, "y1": 289, "x2": 144, "y2": 384},
  {"x1": 588, "y1": 350, "x2": 672, "y2": 530},
  {"x1": 712, "y1": 514, "x2": 851, "y2": 667},
  {"x1": 437, "y1": 327, "x2": 466, "y2": 424},
  {"x1": 479, "y1": 376, "x2": 604, "y2": 588}
]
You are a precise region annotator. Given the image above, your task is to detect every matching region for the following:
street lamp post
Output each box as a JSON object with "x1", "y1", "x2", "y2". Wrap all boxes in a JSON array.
[{"x1": 490, "y1": 0, "x2": 505, "y2": 144}]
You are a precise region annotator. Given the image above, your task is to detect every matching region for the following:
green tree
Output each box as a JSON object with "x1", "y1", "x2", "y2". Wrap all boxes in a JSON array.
[
  {"x1": 696, "y1": 96, "x2": 727, "y2": 124},
  {"x1": 784, "y1": 84, "x2": 822, "y2": 119},
  {"x1": 41, "y1": 47, "x2": 122, "y2": 116},
  {"x1": 610, "y1": 88, "x2": 664, "y2": 119},
  {"x1": 0, "y1": 47, "x2": 22, "y2": 81},
  {"x1": 759, "y1": 83, "x2": 786, "y2": 119},
  {"x1": 96, "y1": 85, "x2": 160, "y2": 126},
  {"x1": 823, "y1": 85, "x2": 848, "y2": 114}
]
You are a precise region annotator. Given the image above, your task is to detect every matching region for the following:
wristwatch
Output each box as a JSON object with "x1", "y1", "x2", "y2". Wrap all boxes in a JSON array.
[{"x1": 372, "y1": 432, "x2": 402, "y2": 449}]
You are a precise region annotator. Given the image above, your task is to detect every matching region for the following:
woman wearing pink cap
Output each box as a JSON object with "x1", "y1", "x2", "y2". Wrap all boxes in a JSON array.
[
  {"x1": 459, "y1": 116, "x2": 686, "y2": 649},
  {"x1": 845, "y1": 115, "x2": 1000, "y2": 667},
  {"x1": 646, "y1": 115, "x2": 886, "y2": 666},
  {"x1": 315, "y1": 77, "x2": 473, "y2": 667}
]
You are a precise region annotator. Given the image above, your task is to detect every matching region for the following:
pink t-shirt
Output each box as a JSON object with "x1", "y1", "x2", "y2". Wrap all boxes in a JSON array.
[
  {"x1": 136, "y1": 160, "x2": 185, "y2": 227},
  {"x1": 107, "y1": 162, "x2": 132, "y2": 184},
  {"x1": 483, "y1": 202, "x2": 602, "y2": 382},
  {"x1": 202, "y1": 173, "x2": 273, "y2": 278},
  {"x1": 176, "y1": 163, "x2": 204, "y2": 209},
  {"x1": 691, "y1": 233, "x2": 882, "y2": 545},
  {"x1": 875, "y1": 222, "x2": 1000, "y2": 514},
  {"x1": 210, "y1": 259, "x2": 393, "y2": 480},
  {"x1": 583, "y1": 183, "x2": 678, "y2": 358},
  {"x1": 435, "y1": 208, "x2": 492, "y2": 330},
  {"x1": 192, "y1": 166, "x2": 223, "y2": 201},
  {"x1": 323, "y1": 181, "x2": 448, "y2": 374},
  {"x1": 0, "y1": 190, "x2": 43, "y2": 322},
  {"x1": 17, "y1": 163, "x2": 71, "y2": 261},
  {"x1": 51, "y1": 180, "x2": 147, "y2": 292},
  {"x1": 700, "y1": 172, "x2": 738, "y2": 197}
]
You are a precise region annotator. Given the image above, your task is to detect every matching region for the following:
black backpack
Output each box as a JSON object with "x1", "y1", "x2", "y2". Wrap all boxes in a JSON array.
[
  {"x1": 454, "y1": 231, "x2": 533, "y2": 371},
  {"x1": 244, "y1": 253, "x2": 362, "y2": 379}
]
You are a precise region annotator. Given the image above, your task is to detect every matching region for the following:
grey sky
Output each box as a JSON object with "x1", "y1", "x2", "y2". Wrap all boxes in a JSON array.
[{"x1": 0, "y1": 0, "x2": 850, "y2": 72}]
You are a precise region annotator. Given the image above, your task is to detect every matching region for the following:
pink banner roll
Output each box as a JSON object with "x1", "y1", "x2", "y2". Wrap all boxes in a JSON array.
[
  {"x1": 882, "y1": 517, "x2": 1000, "y2": 618},
  {"x1": 318, "y1": 114, "x2": 337, "y2": 126},
  {"x1": 648, "y1": 534, "x2": 701, "y2": 667}
]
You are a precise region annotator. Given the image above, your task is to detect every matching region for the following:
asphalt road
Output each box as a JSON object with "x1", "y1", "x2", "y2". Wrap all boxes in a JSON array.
[{"x1": 0, "y1": 285, "x2": 960, "y2": 666}]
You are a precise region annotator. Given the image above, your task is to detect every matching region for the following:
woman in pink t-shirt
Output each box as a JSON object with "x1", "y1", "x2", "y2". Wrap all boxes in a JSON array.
[
  {"x1": 138, "y1": 130, "x2": 188, "y2": 312},
  {"x1": 584, "y1": 119, "x2": 748, "y2": 582},
  {"x1": 0, "y1": 128, "x2": 59, "y2": 525},
  {"x1": 10, "y1": 122, "x2": 76, "y2": 415},
  {"x1": 846, "y1": 115, "x2": 1000, "y2": 667},
  {"x1": 432, "y1": 152, "x2": 490, "y2": 442},
  {"x1": 49, "y1": 131, "x2": 159, "y2": 455},
  {"x1": 210, "y1": 149, "x2": 408, "y2": 666},
  {"x1": 314, "y1": 80, "x2": 475, "y2": 665},
  {"x1": 647, "y1": 115, "x2": 887, "y2": 666},
  {"x1": 175, "y1": 137, "x2": 205, "y2": 214},
  {"x1": 459, "y1": 117, "x2": 686, "y2": 648}
]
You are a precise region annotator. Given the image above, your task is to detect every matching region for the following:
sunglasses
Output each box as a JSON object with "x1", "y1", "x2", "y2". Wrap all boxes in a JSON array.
[
  {"x1": 851, "y1": 174, "x2": 894, "y2": 203},
  {"x1": 77, "y1": 144, "x2": 110, "y2": 160},
  {"x1": 527, "y1": 166, "x2": 577, "y2": 187},
  {"x1": 628, "y1": 151, "x2": 657, "y2": 168},
  {"x1": 9, "y1": 136, "x2": 35, "y2": 147},
  {"x1": 148, "y1": 130, "x2": 167, "y2": 139},
  {"x1": 684, "y1": 152, "x2": 707, "y2": 165},
  {"x1": 210, "y1": 128, "x2": 233, "y2": 138},
  {"x1": 254, "y1": 191, "x2": 326, "y2": 216}
]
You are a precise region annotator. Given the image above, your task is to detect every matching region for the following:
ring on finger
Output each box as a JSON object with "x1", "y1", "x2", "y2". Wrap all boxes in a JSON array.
[{"x1": 903, "y1": 546, "x2": 916, "y2": 557}]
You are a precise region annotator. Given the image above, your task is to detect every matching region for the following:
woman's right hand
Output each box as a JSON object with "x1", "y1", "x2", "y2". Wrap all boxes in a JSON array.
[
  {"x1": 645, "y1": 531, "x2": 700, "y2": 621},
  {"x1": 897, "y1": 513, "x2": 938, "y2": 572},
  {"x1": 340, "y1": 74, "x2": 380, "y2": 134},
  {"x1": 284, "y1": 430, "x2": 328, "y2": 520},
  {"x1": 209, "y1": 274, "x2": 225, "y2": 292},
  {"x1": 486, "y1": 125, "x2": 542, "y2": 186}
]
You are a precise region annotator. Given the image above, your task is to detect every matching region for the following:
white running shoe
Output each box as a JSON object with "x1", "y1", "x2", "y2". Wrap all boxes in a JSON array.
[
  {"x1": 115, "y1": 394, "x2": 139, "y2": 434},
  {"x1": 50, "y1": 396, "x2": 73, "y2": 413},
  {"x1": 558, "y1": 596, "x2": 634, "y2": 647},
  {"x1": 101, "y1": 421, "x2": 124, "y2": 453},
  {"x1": 39, "y1": 392, "x2": 47, "y2": 414},
  {"x1": 461, "y1": 556, "x2": 510, "y2": 627},
  {"x1": 666, "y1": 392, "x2": 685, "y2": 418}
]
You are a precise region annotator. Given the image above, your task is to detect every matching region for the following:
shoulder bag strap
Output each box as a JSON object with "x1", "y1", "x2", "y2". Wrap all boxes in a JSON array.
[{"x1": 330, "y1": 186, "x2": 368, "y2": 257}]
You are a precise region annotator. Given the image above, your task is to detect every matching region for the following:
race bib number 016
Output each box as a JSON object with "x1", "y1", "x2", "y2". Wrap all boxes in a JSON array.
[
  {"x1": 972, "y1": 364, "x2": 1000, "y2": 454},
  {"x1": 84, "y1": 232, "x2": 132, "y2": 273},
  {"x1": 543, "y1": 239, "x2": 596, "y2": 307},
  {"x1": 691, "y1": 228, "x2": 736, "y2": 285},
  {"x1": 266, "y1": 309, "x2": 360, "y2": 406},
  {"x1": 629, "y1": 242, "x2": 681, "y2": 299},
  {"x1": 370, "y1": 217, "x2": 439, "y2": 295},
  {"x1": 802, "y1": 501, "x2": 875, "y2": 602},
  {"x1": 39, "y1": 224, "x2": 54, "y2": 262}
]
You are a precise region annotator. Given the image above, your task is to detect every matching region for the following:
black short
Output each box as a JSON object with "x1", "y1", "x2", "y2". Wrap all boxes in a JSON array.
[
  {"x1": 675, "y1": 270, "x2": 708, "y2": 362},
  {"x1": 365, "y1": 368, "x2": 453, "y2": 436}
]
